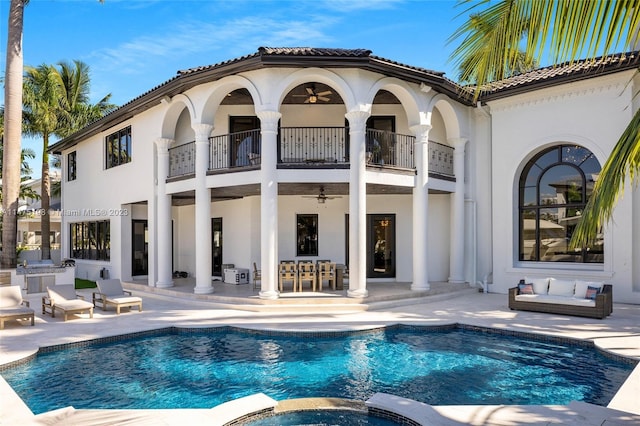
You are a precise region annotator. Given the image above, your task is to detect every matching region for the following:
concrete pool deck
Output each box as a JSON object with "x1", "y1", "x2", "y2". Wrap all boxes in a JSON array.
[{"x1": 1, "y1": 286, "x2": 639, "y2": 425}]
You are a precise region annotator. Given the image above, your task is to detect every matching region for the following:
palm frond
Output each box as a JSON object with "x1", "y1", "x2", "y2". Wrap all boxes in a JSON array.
[{"x1": 571, "y1": 106, "x2": 640, "y2": 247}]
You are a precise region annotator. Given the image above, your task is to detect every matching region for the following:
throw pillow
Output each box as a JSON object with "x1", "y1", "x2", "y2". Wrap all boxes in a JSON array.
[
  {"x1": 585, "y1": 286, "x2": 600, "y2": 300},
  {"x1": 518, "y1": 283, "x2": 534, "y2": 295}
]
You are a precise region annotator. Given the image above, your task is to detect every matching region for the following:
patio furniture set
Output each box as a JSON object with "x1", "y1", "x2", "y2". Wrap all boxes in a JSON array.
[
  {"x1": 0, "y1": 278, "x2": 142, "y2": 329},
  {"x1": 277, "y1": 260, "x2": 339, "y2": 292}
]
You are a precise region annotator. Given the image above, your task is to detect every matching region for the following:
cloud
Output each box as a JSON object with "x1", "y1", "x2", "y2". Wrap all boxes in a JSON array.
[
  {"x1": 320, "y1": 0, "x2": 405, "y2": 12},
  {"x1": 89, "y1": 15, "x2": 337, "y2": 76}
]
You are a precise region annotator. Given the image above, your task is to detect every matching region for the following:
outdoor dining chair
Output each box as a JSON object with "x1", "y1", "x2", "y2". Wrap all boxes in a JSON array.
[
  {"x1": 278, "y1": 261, "x2": 297, "y2": 292},
  {"x1": 317, "y1": 261, "x2": 337, "y2": 291},
  {"x1": 298, "y1": 261, "x2": 317, "y2": 291}
]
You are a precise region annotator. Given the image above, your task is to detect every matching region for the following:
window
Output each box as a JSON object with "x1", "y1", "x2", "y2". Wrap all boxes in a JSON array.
[
  {"x1": 105, "y1": 126, "x2": 131, "y2": 169},
  {"x1": 519, "y1": 145, "x2": 602, "y2": 263},
  {"x1": 67, "y1": 151, "x2": 77, "y2": 181},
  {"x1": 70, "y1": 220, "x2": 110, "y2": 260},
  {"x1": 296, "y1": 214, "x2": 318, "y2": 256}
]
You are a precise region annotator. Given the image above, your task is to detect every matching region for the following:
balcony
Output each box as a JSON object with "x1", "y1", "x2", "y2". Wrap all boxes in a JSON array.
[{"x1": 168, "y1": 127, "x2": 454, "y2": 178}]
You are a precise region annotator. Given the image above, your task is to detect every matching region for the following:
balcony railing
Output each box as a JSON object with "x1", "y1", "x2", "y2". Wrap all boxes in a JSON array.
[
  {"x1": 210, "y1": 129, "x2": 262, "y2": 171},
  {"x1": 365, "y1": 129, "x2": 415, "y2": 169},
  {"x1": 279, "y1": 127, "x2": 348, "y2": 164},
  {"x1": 169, "y1": 141, "x2": 195, "y2": 177},
  {"x1": 168, "y1": 127, "x2": 455, "y2": 178},
  {"x1": 429, "y1": 141, "x2": 454, "y2": 176}
]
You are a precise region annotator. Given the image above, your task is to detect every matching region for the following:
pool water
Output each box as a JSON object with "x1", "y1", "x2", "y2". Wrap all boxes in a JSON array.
[
  {"x1": 1, "y1": 326, "x2": 635, "y2": 415},
  {"x1": 247, "y1": 410, "x2": 398, "y2": 426}
]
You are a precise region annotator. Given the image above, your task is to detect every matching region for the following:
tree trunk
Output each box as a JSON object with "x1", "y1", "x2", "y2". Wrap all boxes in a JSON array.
[
  {"x1": 1, "y1": 0, "x2": 26, "y2": 269},
  {"x1": 41, "y1": 151, "x2": 51, "y2": 260}
]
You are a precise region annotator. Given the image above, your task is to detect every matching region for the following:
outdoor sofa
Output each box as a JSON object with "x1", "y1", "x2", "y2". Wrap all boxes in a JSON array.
[
  {"x1": 43, "y1": 284, "x2": 94, "y2": 321},
  {"x1": 0, "y1": 286, "x2": 35, "y2": 329},
  {"x1": 94, "y1": 279, "x2": 142, "y2": 314},
  {"x1": 509, "y1": 277, "x2": 612, "y2": 319}
]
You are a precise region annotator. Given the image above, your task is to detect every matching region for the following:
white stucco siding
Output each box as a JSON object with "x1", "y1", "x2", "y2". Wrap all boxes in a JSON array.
[{"x1": 488, "y1": 72, "x2": 639, "y2": 302}]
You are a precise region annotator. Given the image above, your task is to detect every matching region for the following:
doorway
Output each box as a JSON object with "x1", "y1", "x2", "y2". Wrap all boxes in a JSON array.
[
  {"x1": 345, "y1": 214, "x2": 396, "y2": 278},
  {"x1": 132, "y1": 220, "x2": 148, "y2": 276},
  {"x1": 211, "y1": 218, "x2": 223, "y2": 276},
  {"x1": 229, "y1": 116, "x2": 260, "y2": 167}
]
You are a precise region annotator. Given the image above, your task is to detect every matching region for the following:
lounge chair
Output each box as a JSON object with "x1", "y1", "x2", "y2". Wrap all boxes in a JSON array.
[
  {"x1": 94, "y1": 279, "x2": 142, "y2": 314},
  {"x1": 0, "y1": 286, "x2": 35, "y2": 329},
  {"x1": 44, "y1": 284, "x2": 94, "y2": 321}
]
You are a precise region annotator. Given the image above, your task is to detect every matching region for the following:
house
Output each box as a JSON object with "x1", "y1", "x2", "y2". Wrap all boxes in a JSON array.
[
  {"x1": 0, "y1": 172, "x2": 62, "y2": 263},
  {"x1": 49, "y1": 47, "x2": 640, "y2": 303}
]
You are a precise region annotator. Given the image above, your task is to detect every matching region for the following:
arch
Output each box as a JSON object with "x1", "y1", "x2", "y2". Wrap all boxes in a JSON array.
[
  {"x1": 271, "y1": 68, "x2": 356, "y2": 111},
  {"x1": 200, "y1": 75, "x2": 262, "y2": 124},
  {"x1": 367, "y1": 77, "x2": 426, "y2": 128},
  {"x1": 429, "y1": 94, "x2": 462, "y2": 140},
  {"x1": 161, "y1": 94, "x2": 196, "y2": 141}
]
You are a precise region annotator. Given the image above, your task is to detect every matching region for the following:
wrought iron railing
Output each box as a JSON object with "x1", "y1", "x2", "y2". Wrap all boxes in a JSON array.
[
  {"x1": 429, "y1": 141, "x2": 454, "y2": 176},
  {"x1": 168, "y1": 127, "x2": 455, "y2": 177},
  {"x1": 209, "y1": 129, "x2": 262, "y2": 170},
  {"x1": 279, "y1": 127, "x2": 348, "y2": 164},
  {"x1": 168, "y1": 141, "x2": 195, "y2": 177},
  {"x1": 365, "y1": 129, "x2": 415, "y2": 168}
]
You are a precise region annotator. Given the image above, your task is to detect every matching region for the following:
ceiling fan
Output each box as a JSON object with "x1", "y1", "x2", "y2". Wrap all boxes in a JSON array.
[
  {"x1": 293, "y1": 85, "x2": 332, "y2": 103},
  {"x1": 302, "y1": 186, "x2": 342, "y2": 203}
]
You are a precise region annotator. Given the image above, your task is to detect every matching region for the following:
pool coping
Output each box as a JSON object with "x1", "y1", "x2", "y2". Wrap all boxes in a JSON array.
[{"x1": 2, "y1": 322, "x2": 640, "y2": 426}]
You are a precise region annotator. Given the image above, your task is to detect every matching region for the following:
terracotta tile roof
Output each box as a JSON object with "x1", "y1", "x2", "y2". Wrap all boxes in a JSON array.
[{"x1": 479, "y1": 51, "x2": 640, "y2": 99}]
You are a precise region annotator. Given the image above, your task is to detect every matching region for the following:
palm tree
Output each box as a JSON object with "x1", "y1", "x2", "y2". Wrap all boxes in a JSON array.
[
  {"x1": 449, "y1": 0, "x2": 640, "y2": 247},
  {"x1": 22, "y1": 61, "x2": 115, "y2": 260},
  {"x1": 23, "y1": 64, "x2": 63, "y2": 260},
  {"x1": 1, "y1": 0, "x2": 28, "y2": 268}
]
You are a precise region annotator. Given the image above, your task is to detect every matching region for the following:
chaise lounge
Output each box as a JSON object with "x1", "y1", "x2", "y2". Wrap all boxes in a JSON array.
[
  {"x1": 0, "y1": 286, "x2": 35, "y2": 329},
  {"x1": 94, "y1": 279, "x2": 142, "y2": 314},
  {"x1": 509, "y1": 277, "x2": 612, "y2": 319},
  {"x1": 43, "y1": 284, "x2": 94, "y2": 321}
]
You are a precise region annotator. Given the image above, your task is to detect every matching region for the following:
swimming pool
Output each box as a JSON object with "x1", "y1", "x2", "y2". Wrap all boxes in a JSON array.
[{"x1": 1, "y1": 325, "x2": 635, "y2": 415}]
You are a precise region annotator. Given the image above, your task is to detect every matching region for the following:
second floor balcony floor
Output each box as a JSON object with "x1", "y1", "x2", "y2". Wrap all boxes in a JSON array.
[{"x1": 168, "y1": 127, "x2": 455, "y2": 181}]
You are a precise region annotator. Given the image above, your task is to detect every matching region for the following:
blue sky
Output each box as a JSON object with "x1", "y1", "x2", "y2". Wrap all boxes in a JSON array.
[{"x1": 2, "y1": 0, "x2": 467, "y2": 176}]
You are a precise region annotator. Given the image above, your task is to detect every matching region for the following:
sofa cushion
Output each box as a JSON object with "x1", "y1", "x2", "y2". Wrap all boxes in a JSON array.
[
  {"x1": 574, "y1": 280, "x2": 603, "y2": 299},
  {"x1": 548, "y1": 278, "x2": 575, "y2": 297},
  {"x1": 585, "y1": 286, "x2": 600, "y2": 300},
  {"x1": 518, "y1": 283, "x2": 535, "y2": 295},
  {"x1": 514, "y1": 294, "x2": 596, "y2": 307},
  {"x1": 524, "y1": 277, "x2": 549, "y2": 295}
]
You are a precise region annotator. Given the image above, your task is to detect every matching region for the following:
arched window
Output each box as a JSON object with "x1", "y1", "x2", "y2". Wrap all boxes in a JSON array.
[{"x1": 519, "y1": 145, "x2": 603, "y2": 263}]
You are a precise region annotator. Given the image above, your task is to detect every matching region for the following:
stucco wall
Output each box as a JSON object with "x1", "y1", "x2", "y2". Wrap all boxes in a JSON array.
[{"x1": 487, "y1": 71, "x2": 639, "y2": 303}]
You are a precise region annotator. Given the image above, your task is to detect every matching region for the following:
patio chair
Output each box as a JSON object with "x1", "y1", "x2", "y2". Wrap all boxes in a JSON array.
[
  {"x1": 298, "y1": 261, "x2": 317, "y2": 291},
  {"x1": 44, "y1": 284, "x2": 94, "y2": 321},
  {"x1": 0, "y1": 286, "x2": 34, "y2": 329},
  {"x1": 279, "y1": 261, "x2": 297, "y2": 292},
  {"x1": 253, "y1": 262, "x2": 262, "y2": 290},
  {"x1": 94, "y1": 279, "x2": 142, "y2": 314},
  {"x1": 317, "y1": 261, "x2": 337, "y2": 291}
]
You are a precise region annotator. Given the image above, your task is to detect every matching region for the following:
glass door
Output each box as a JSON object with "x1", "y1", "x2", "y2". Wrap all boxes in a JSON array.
[
  {"x1": 211, "y1": 218, "x2": 223, "y2": 276},
  {"x1": 132, "y1": 220, "x2": 148, "y2": 276},
  {"x1": 367, "y1": 214, "x2": 395, "y2": 278},
  {"x1": 345, "y1": 214, "x2": 396, "y2": 278}
]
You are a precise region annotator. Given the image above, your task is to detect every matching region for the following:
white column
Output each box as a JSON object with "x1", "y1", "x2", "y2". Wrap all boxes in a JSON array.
[
  {"x1": 346, "y1": 110, "x2": 370, "y2": 298},
  {"x1": 193, "y1": 123, "x2": 214, "y2": 294},
  {"x1": 449, "y1": 138, "x2": 468, "y2": 284},
  {"x1": 257, "y1": 110, "x2": 281, "y2": 300},
  {"x1": 155, "y1": 138, "x2": 174, "y2": 288},
  {"x1": 411, "y1": 124, "x2": 432, "y2": 291}
]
